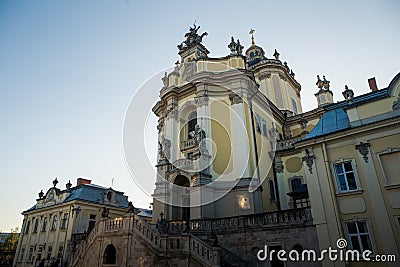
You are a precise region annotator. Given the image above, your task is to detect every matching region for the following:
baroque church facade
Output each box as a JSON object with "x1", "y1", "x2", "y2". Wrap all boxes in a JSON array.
[{"x1": 16, "y1": 25, "x2": 400, "y2": 267}]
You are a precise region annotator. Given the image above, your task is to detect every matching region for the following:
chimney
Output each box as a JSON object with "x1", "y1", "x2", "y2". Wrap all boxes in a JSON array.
[
  {"x1": 368, "y1": 77, "x2": 378, "y2": 92},
  {"x1": 77, "y1": 178, "x2": 91, "y2": 186}
]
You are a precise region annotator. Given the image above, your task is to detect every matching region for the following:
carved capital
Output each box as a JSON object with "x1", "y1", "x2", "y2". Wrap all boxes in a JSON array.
[
  {"x1": 299, "y1": 117, "x2": 308, "y2": 131},
  {"x1": 355, "y1": 142, "x2": 371, "y2": 163}
]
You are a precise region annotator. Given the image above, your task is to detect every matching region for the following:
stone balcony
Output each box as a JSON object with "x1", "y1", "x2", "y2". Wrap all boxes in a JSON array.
[{"x1": 180, "y1": 138, "x2": 197, "y2": 152}]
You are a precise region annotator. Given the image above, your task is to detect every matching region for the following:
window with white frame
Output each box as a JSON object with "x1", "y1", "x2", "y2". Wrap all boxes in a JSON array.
[
  {"x1": 379, "y1": 150, "x2": 400, "y2": 186},
  {"x1": 333, "y1": 161, "x2": 358, "y2": 192},
  {"x1": 346, "y1": 221, "x2": 374, "y2": 253}
]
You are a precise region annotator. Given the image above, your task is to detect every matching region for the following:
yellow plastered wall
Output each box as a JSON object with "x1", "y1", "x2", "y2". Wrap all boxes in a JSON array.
[{"x1": 211, "y1": 100, "x2": 233, "y2": 175}]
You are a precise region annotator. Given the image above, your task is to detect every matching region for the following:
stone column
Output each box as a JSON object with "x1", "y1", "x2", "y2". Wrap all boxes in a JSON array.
[{"x1": 229, "y1": 92, "x2": 251, "y2": 179}]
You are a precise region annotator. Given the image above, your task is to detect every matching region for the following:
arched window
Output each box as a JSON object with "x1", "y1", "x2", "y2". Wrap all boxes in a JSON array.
[
  {"x1": 187, "y1": 111, "x2": 197, "y2": 138},
  {"x1": 103, "y1": 244, "x2": 116, "y2": 264},
  {"x1": 41, "y1": 217, "x2": 48, "y2": 232},
  {"x1": 51, "y1": 215, "x2": 58, "y2": 230},
  {"x1": 268, "y1": 180, "x2": 276, "y2": 201},
  {"x1": 61, "y1": 213, "x2": 68, "y2": 229}
]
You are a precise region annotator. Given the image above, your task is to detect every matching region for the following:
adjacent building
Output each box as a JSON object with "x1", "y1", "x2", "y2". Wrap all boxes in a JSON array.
[{"x1": 13, "y1": 178, "x2": 129, "y2": 267}]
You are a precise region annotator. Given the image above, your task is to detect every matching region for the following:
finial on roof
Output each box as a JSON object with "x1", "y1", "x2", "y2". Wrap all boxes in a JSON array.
[
  {"x1": 342, "y1": 85, "x2": 354, "y2": 101},
  {"x1": 249, "y1": 29, "x2": 255, "y2": 46},
  {"x1": 52, "y1": 178, "x2": 58, "y2": 188},
  {"x1": 66, "y1": 180, "x2": 72, "y2": 190},
  {"x1": 316, "y1": 75, "x2": 324, "y2": 89},
  {"x1": 273, "y1": 49, "x2": 280, "y2": 60},
  {"x1": 38, "y1": 190, "x2": 44, "y2": 199}
]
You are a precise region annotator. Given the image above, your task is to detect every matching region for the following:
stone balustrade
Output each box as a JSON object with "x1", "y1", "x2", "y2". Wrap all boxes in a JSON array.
[{"x1": 168, "y1": 207, "x2": 312, "y2": 234}]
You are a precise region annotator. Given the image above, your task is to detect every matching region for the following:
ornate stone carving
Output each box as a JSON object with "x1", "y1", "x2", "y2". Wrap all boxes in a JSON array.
[
  {"x1": 229, "y1": 92, "x2": 243, "y2": 105},
  {"x1": 273, "y1": 49, "x2": 280, "y2": 60},
  {"x1": 258, "y1": 72, "x2": 271, "y2": 80},
  {"x1": 194, "y1": 95, "x2": 209, "y2": 107},
  {"x1": 302, "y1": 149, "x2": 316, "y2": 174},
  {"x1": 269, "y1": 123, "x2": 278, "y2": 139},
  {"x1": 159, "y1": 136, "x2": 171, "y2": 160},
  {"x1": 274, "y1": 160, "x2": 284, "y2": 173},
  {"x1": 162, "y1": 72, "x2": 169, "y2": 88},
  {"x1": 316, "y1": 75, "x2": 323, "y2": 89},
  {"x1": 299, "y1": 117, "x2": 308, "y2": 132},
  {"x1": 182, "y1": 61, "x2": 197, "y2": 80},
  {"x1": 279, "y1": 73, "x2": 287, "y2": 81},
  {"x1": 323, "y1": 75, "x2": 330, "y2": 90},
  {"x1": 177, "y1": 23, "x2": 208, "y2": 52},
  {"x1": 355, "y1": 142, "x2": 371, "y2": 163},
  {"x1": 392, "y1": 93, "x2": 400, "y2": 110},
  {"x1": 227, "y1": 37, "x2": 244, "y2": 56},
  {"x1": 342, "y1": 85, "x2": 354, "y2": 102}
]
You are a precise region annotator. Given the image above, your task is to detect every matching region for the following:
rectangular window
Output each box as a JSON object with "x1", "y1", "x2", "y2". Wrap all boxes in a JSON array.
[
  {"x1": 25, "y1": 220, "x2": 31, "y2": 234},
  {"x1": 346, "y1": 221, "x2": 373, "y2": 253},
  {"x1": 33, "y1": 218, "x2": 38, "y2": 233},
  {"x1": 291, "y1": 99, "x2": 298, "y2": 115},
  {"x1": 262, "y1": 119, "x2": 268, "y2": 137},
  {"x1": 379, "y1": 151, "x2": 400, "y2": 185},
  {"x1": 255, "y1": 114, "x2": 262, "y2": 133},
  {"x1": 42, "y1": 217, "x2": 48, "y2": 232},
  {"x1": 47, "y1": 246, "x2": 52, "y2": 260},
  {"x1": 19, "y1": 248, "x2": 25, "y2": 262},
  {"x1": 334, "y1": 161, "x2": 358, "y2": 192},
  {"x1": 57, "y1": 245, "x2": 63, "y2": 258},
  {"x1": 27, "y1": 247, "x2": 34, "y2": 263}
]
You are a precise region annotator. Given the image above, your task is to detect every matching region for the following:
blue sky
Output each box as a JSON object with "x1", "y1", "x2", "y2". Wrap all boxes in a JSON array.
[{"x1": 0, "y1": 0, "x2": 399, "y2": 231}]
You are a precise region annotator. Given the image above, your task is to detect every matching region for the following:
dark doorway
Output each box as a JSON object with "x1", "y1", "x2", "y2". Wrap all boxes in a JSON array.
[
  {"x1": 269, "y1": 245, "x2": 284, "y2": 267},
  {"x1": 103, "y1": 244, "x2": 116, "y2": 264}
]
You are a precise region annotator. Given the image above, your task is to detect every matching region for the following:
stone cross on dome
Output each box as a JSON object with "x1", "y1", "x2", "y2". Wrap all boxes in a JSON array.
[{"x1": 249, "y1": 29, "x2": 255, "y2": 46}]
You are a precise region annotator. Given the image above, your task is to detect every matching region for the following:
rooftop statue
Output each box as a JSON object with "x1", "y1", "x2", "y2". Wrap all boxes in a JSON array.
[{"x1": 177, "y1": 23, "x2": 208, "y2": 52}]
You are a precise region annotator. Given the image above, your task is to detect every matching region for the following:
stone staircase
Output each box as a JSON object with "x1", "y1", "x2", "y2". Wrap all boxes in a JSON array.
[
  {"x1": 70, "y1": 208, "x2": 312, "y2": 267},
  {"x1": 69, "y1": 214, "x2": 220, "y2": 267}
]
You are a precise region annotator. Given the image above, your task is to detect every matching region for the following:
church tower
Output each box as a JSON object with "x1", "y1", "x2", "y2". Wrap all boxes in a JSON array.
[{"x1": 151, "y1": 26, "x2": 304, "y2": 222}]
